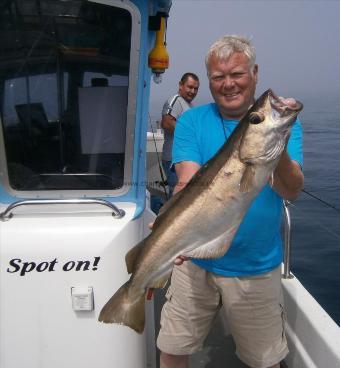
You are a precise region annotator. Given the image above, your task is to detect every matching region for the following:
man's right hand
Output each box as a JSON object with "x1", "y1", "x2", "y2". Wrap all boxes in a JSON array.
[
  {"x1": 174, "y1": 255, "x2": 189, "y2": 265},
  {"x1": 148, "y1": 222, "x2": 154, "y2": 230}
]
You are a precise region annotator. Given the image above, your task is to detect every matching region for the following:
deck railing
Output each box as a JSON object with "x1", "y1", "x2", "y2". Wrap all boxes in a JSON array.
[{"x1": 283, "y1": 200, "x2": 293, "y2": 279}]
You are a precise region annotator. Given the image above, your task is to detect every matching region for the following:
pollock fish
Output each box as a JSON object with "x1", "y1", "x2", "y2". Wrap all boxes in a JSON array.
[{"x1": 98, "y1": 89, "x2": 303, "y2": 333}]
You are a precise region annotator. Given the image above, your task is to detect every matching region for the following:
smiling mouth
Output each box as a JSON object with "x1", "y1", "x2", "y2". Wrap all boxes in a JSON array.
[{"x1": 224, "y1": 92, "x2": 239, "y2": 98}]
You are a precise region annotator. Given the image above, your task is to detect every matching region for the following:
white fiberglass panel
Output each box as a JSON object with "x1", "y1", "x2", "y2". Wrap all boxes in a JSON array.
[
  {"x1": 282, "y1": 274, "x2": 340, "y2": 368},
  {"x1": 0, "y1": 203, "x2": 156, "y2": 368}
]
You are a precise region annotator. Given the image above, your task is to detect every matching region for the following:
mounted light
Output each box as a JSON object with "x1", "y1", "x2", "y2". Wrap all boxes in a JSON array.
[{"x1": 148, "y1": 16, "x2": 169, "y2": 84}]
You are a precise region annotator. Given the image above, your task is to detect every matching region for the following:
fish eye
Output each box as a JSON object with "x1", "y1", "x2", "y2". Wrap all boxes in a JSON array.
[{"x1": 249, "y1": 112, "x2": 264, "y2": 124}]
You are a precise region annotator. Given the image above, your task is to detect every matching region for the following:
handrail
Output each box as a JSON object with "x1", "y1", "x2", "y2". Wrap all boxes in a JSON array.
[
  {"x1": 1, "y1": 198, "x2": 293, "y2": 272},
  {"x1": 0, "y1": 198, "x2": 125, "y2": 221},
  {"x1": 283, "y1": 200, "x2": 293, "y2": 279}
]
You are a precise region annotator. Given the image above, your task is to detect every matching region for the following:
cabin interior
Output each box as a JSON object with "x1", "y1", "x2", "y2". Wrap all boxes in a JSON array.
[{"x1": 0, "y1": 0, "x2": 132, "y2": 192}]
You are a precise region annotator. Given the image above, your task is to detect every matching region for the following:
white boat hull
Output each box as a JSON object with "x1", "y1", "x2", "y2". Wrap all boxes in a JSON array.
[
  {"x1": 0, "y1": 203, "x2": 157, "y2": 368},
  {"x1": 209, "y1": 269, "x2": 340, "y2": 368},
  {"x1": 282, "y1": 273, "x2": 340, "y2": 368}
]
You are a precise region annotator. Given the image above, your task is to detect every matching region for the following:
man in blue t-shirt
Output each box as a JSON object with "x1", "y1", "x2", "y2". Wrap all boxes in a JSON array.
[{"x1": 157, "y1": 35, "x2": 304, "y2": 368}]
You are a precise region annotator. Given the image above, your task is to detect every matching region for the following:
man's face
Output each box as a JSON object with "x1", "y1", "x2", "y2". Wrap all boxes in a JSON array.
[
  {"x1": 208, "y1": 52, "x2": 258, "y2": 120},
  {"x1": 178, "y1": 76, "x2": 199, "y2": 103}
]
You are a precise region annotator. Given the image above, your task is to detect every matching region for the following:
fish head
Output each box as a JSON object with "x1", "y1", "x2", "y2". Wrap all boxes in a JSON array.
[{"x1": 239, "y1": 89, "x2": 303, "y2": 165}]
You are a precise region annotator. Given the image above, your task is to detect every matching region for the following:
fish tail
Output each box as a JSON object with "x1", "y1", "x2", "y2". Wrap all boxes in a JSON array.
[{"x1": 98, "y1": 280, "x2": 146, "y2": 334}]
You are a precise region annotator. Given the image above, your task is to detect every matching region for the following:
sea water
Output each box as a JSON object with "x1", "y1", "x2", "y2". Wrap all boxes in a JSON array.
[{"x1": 290, "y1": 94, "x2": 340, "y2": 325}]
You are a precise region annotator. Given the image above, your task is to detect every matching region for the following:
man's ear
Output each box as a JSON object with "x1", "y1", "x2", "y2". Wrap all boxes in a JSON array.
[
  {"x1": 253, "y1": 64, "x2": 259, "y2": 83},
  {"x1": 178, "y1": 81, "x2": 184, "y2": 94}
]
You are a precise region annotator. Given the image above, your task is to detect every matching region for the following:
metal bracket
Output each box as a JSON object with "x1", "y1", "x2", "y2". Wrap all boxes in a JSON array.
[{"x1": 283, "y1": 200, "x2": 294, "y2": 279}]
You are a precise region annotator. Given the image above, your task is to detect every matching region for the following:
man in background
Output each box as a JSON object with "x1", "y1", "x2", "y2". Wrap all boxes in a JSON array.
[{"x1": 161, "y1": 72, "x2": 199, "y2": 197}]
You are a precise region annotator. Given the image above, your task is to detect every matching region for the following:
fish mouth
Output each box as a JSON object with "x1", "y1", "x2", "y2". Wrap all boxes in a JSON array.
[{"x1": 268, "y1": 89, "x2": 303, "y2": 117}]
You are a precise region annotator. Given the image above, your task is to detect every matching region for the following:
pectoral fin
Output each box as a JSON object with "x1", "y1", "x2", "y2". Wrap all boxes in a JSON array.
[
  {"x1": 184, "y1": 225, "x2": 238, "y2": 259},
  {"x1": 269, "y1": 171, "x2": 274, "y2": 188},
  {"x1": 239, "y1": 164, "x2": 255, "y2": 193}
]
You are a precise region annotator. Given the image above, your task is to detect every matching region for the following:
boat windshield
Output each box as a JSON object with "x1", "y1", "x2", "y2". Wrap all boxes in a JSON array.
[{"x1": 0, "y1": 0, "x2": 132, "y2": 192}]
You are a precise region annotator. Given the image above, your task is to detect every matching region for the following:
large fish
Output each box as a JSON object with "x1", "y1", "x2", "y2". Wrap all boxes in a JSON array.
[{"x1": 98, "y1": 89, "x2": 303, "y2": 333}]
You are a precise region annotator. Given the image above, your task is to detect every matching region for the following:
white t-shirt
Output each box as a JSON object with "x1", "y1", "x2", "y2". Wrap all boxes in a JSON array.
[{"x1": 161, "y1": 94, "x2": 192, "y2": 161}]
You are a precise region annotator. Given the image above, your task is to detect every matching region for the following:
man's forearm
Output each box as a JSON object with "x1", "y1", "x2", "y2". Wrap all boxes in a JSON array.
[
  {"x1": 173, "y1": 181, "x2": 187, "y2": 195},
  {"x1": 161, "y1": 114, "x2": 176, "y2": 133},
  {"x1": 272, "y1": 151, "x2": 304, "y2": 201},
  {"x1": 173, "y1": 161, "x2": 201, "y2": 195}
]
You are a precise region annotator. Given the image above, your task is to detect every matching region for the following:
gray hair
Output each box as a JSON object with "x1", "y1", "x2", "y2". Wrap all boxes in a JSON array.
[{"x1": 205, "y1": 35, "x2": 256, "y2": 75}]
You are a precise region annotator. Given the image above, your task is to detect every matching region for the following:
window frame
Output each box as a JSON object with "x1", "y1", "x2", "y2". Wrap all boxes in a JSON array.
[{"x1": 0, "y1": 0, "x2": 141, "y2": 198}]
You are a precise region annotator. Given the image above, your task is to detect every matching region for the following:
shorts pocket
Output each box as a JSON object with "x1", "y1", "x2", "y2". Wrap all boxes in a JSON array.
[
  {"x1": 280, "y1": 303, "x2": 287, "y2": 340},
  {"x1": 165, "y1": 287, "x2": 173, "y2": 302}
]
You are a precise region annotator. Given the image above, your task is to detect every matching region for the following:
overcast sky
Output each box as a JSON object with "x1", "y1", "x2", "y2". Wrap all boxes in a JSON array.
[{"x1": 149, "y1": 0, "x2": 340, "y2": 119}]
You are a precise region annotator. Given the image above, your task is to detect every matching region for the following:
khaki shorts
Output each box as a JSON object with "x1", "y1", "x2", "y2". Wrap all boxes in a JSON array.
[{"x1": 157, "y1": 262, "x2": 288, "y2": 368}]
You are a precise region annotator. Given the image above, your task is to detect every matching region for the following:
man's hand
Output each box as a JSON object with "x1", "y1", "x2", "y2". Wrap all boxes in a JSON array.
[
  {"x1": 174, "y1": 255, "x2": 189, "y2": 265},
  {"x1": 148, "y1": 222, "x2": 154, "y2": 230}
]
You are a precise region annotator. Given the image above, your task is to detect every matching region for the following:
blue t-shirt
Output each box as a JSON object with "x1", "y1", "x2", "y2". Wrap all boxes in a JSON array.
[{"x1": 172, "y1": 103, "x2": 303, "y2": 276}]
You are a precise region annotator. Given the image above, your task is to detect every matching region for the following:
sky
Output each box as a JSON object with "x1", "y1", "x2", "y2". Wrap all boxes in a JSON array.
[{"x1": 149, "y1": 0, "x2": 340, "y2": 121}]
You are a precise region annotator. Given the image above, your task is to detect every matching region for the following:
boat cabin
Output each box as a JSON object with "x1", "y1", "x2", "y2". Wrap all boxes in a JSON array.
[{"x1": 0, "y1": 1, "x2": 170, "y2": 367}]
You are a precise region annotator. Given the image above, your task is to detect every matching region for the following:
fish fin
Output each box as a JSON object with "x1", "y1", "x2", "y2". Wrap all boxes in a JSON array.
[
  {"x1": 239, "y1": 164, "x2": 255, "y2": 193},
  {"x1": 98, "y1": 280, "x2": 146, "y2": 334},
  {"x1": 125, "y1": 240, "x2": 145, "y2": 274},
  {"x1": 184, "y1": 225, "x2": 238, "y2": 259},
  {"x1": 269, "y1": 171, "x2": 274, "y2": 188}
]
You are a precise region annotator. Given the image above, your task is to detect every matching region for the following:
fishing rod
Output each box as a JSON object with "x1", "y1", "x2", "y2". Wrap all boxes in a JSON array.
[
  {"x1": 148, "y1": 115, "x2": 169, "y2": 201},
  {"x1": 302, "y1": 188, "x2": 340, "y2": 214},
  {"x1": 288, "y1": 201, "x2": 340, "y2": 241}
]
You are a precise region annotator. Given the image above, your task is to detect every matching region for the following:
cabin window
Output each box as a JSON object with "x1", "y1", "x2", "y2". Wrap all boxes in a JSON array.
[{"x1": 0, "y1": 0, "x2": 133, "y2": 192}]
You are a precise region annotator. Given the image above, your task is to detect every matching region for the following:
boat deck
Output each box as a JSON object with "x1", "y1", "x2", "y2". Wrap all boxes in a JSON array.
[{"x1": 189, "y1": 320, "x2": 248, "y2": 368}]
